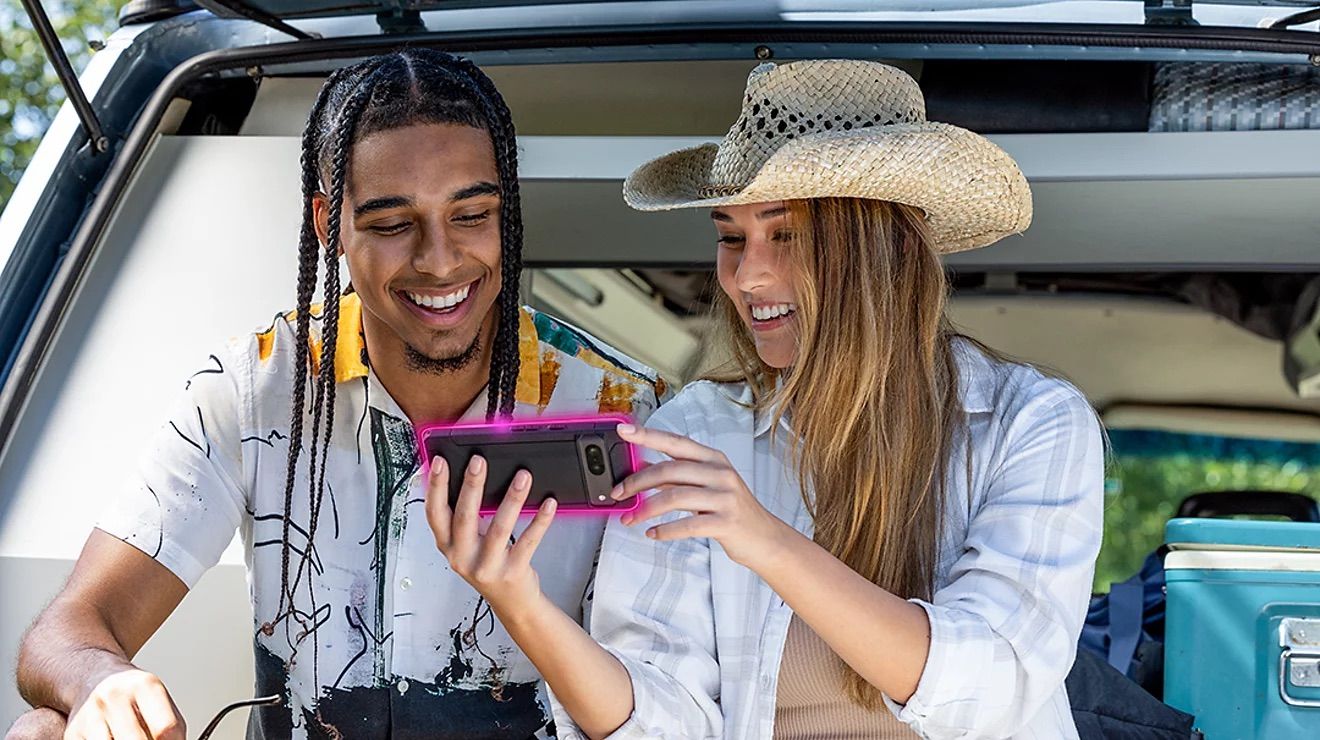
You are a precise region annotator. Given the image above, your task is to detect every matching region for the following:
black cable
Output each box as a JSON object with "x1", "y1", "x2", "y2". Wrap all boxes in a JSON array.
[
  {"x1": 1272, "y1": 7, "x2": 1320, "y2": 30},
  {"x1": 196, "y1": 695, "x2": 282, "y2": 740}
]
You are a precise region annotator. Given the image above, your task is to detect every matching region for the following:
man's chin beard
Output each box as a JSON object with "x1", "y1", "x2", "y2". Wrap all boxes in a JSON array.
[{"x1": 404, "y1": 331, "x2": 482, "y2": 376}]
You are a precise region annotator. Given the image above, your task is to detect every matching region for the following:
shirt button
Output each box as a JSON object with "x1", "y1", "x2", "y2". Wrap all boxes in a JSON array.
[
  {"x1": 397, "y1": 679, "x2": 410, "y2": 694},
  {"x1": 399, "y1": 577, "x2": 412, "y2": 591}
]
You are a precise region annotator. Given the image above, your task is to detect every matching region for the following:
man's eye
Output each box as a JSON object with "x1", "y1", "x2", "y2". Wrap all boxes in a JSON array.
[
  {"x1": 454, "y1": 210, "x2": 491, "y2": 224},
  {"x1": 369, "y1": 222, "x2": 410, "y2": 235}
]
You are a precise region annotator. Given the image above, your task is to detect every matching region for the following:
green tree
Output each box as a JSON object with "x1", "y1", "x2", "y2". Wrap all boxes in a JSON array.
[{"x1": 1, "y1": 0, "x2": 129, "y2": 212}]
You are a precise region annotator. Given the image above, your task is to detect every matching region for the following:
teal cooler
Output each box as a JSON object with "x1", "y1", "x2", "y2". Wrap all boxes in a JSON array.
[{"x1": 1164, "y1": 518, "x2": 1320, "y2": 739}]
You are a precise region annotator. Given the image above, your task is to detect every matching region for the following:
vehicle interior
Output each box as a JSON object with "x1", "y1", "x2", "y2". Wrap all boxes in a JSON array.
[{"x1": 4, "y1": 7, "x2": 1320, "y2": 734}]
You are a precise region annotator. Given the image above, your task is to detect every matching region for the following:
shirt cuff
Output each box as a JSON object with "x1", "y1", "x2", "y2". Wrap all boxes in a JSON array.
[{"x1": 546, "y1": 646, "x2": 667, "y2": 740}]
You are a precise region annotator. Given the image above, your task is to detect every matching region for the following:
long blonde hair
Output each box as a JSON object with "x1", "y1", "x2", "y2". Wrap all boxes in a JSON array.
[{"x1": 704, "y1": 197, "x2": 963, "y2": 709}]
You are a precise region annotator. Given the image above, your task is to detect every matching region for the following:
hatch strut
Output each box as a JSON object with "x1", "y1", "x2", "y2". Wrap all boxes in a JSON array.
[
  {"x1": 18, "y1": 0, "x2": 109, "y2": 153},
  {"x1": 201, "y1": 0, "x2": 315, "y2": 41}
]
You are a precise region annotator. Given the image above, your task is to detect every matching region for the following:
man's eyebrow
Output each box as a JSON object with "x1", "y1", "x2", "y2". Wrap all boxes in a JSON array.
[
  {"x1": 451, "y1": 181, "x2": 500, "y2": 202},
  {"x1": 353, "y1": 196, "x2": 412, "y2": 218}
]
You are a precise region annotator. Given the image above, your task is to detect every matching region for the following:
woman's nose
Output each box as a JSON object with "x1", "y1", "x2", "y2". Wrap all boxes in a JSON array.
[{"x1": 735, "y1": 238, "x2": 779, "y2": 293}]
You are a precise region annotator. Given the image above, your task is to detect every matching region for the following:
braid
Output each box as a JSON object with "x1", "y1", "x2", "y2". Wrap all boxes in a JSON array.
[
  {"x1": 438, "y1": 56, "x2": 524, "y2": 419},
  {"x1": 277, "y1": 67, "x2": 343, "y2": 624}
]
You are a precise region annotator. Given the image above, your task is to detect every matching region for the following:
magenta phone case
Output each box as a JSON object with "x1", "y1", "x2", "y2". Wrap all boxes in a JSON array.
[{"x1": 416, "y1": 414, "x2": 642, "y2": 514}]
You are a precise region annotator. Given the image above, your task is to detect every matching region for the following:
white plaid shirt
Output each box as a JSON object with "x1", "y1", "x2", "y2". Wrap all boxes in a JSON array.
[{"x1": 552, "y1": 340, "x2": 1104, "y2": 740}]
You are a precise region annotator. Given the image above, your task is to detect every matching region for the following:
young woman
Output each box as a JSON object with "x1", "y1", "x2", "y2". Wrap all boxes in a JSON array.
[{"x1": 425, "y1": 59, "x2": 1104, "y2": 739}]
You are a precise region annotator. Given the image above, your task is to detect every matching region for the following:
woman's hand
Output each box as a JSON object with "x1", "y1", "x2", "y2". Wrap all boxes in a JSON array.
[
  {"x1": 613, "y1": 424, "x2": 794, "y2": 569},
  {"x1": 425, "y1": 455, "x2": 557, "y2": 615}
]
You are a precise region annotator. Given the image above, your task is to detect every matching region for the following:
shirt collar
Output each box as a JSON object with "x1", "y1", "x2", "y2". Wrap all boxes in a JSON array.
[
  {"x1": 334, "y1": 292, "x2": 542, "y2": 408},
  {"x1": 751, "y1": 338, "x2": 995, "y2": 439}
]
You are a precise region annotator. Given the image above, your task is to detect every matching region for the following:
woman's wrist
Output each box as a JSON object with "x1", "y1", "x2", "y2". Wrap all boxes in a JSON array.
[{"x1": 739, "y1": 513, "x2": 808, "y2": 574}]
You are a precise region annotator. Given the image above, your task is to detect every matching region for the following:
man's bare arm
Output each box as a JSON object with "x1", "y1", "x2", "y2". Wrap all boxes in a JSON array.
[{"x1": 17, "y1": 529, "x2": 189, "y2": 739}]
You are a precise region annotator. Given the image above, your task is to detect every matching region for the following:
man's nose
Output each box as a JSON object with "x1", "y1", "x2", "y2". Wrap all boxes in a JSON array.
[{"x1": 412, "y1": 223, "x2": 463, "y2": 277}]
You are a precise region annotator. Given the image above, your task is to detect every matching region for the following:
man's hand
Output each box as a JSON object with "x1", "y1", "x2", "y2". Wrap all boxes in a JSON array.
[
  {"x1": 64, "y1": 668, "x2": 185, "y2": 740},
  {"x1": 425, "y1": 455, "x2": 557, "y2": 616}
]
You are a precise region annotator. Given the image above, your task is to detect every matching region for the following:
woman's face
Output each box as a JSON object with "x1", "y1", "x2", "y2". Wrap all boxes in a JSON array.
[{"x1": 712, "y1": 201, "x2": 802, "y2": 369}]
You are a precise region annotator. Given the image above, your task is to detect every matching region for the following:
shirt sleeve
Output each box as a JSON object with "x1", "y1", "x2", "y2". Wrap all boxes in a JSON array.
[
  {"x1": 96, "y1": 345, "x2": 249, "y2": 589},
  {"x1": 551, "y1": 393, "x2": 723, "y2": 740},
  {"x1": 885, "y1": 380, "x2": 1105, "y2": 739}
]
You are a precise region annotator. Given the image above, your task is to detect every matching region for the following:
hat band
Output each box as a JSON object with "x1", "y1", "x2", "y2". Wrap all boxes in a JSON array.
[{"x1": 698, "y1": 183, "x2": 744, "y2": 198}]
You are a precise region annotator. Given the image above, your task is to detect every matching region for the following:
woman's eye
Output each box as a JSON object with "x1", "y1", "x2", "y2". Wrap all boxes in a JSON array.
[
  {"x1": 453, "y1": 210, "x2": 491, "y2": 225},
  {"x1": 771, "y1": 230, "x2": 795, "y2": 242},
  {"x1": 717, "y1": 235, "x2": 745, "y2": 247}
]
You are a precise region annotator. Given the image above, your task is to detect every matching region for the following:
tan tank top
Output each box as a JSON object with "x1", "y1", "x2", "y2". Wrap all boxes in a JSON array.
[{"x1": 774, "y1": 615, "x2": 920, "y2": 740}]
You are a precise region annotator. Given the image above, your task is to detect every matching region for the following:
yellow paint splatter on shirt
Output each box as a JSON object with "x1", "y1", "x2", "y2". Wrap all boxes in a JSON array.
[
  {"x1": 538, "y1": 349, "x2": 561, "y2": 410},
  {"x1": 598, "y1": 373, "x2": 639, "y2": 415}
]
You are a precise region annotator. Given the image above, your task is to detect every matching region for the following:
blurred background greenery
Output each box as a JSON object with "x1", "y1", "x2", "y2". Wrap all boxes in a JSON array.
[
  {"x1": 1098, "y1": 429, "x2": 1320, "y2": 592},
  {"x1": 1, "y1": 0, "x2": 128, "y2": 210}
]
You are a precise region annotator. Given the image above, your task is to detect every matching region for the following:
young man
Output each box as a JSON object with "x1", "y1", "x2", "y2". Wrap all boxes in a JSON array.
[{"x1": 10, "y1": 50, "x2": 663, "y2": 740}]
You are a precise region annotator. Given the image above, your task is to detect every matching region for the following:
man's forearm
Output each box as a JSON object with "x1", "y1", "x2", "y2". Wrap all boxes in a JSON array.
[{"x1": 16, "y1": 595, "x2": 136, "y2": 713}]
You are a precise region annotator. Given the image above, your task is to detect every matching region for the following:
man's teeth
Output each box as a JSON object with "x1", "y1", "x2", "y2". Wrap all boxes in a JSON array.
[
  {"x1": 407, "y1": 284, "x2": 471, "y2": 310},
  {"x1": 751, "y1": 303, "x2": 797, "y2": 321}
]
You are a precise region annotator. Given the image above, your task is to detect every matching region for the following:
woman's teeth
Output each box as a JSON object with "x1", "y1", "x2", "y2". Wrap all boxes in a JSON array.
[
  {"x1": 751, "y1": 303, "x2": 796, "y2": 321},
  {"x1": 407, "y1": 284, "x2": 471, "y2": 311}
]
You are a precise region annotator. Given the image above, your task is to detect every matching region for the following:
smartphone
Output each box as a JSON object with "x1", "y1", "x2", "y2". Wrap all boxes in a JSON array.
[{"x1": 417, "y1": 414, "x2": 641, "y2": 514}]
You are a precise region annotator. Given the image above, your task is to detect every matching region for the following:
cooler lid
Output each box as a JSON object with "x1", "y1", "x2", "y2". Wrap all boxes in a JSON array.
[{"x1": 1166, "y1": 517, "x2": 1320, "y2": 551}]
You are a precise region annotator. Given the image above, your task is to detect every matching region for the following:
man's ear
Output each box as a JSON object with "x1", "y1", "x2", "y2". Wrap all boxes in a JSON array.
[{"x1": 311, "y1": 191, "x2": 339, "y2": 254}]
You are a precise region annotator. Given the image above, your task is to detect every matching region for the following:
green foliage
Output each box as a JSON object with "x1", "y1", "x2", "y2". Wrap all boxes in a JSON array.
[
  {"x1": 1096, "y1": 442, "x2": 1320, "y2": 592},
  {"x1": 0, "y1": 0, "x2": 128, "y2": 211}
]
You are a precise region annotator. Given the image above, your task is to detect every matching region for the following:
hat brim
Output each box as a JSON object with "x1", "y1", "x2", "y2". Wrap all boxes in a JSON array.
[{"x1": 622, "y1": 122, "x2": 1032, "y2": 254}]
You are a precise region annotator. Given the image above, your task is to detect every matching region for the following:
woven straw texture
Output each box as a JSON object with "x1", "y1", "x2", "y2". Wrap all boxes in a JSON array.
[{"x1": 623, "y1": 59, "x2": 1033, "y2": 253}]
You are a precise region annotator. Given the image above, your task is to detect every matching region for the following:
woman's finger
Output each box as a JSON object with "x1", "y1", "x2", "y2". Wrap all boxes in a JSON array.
[
  {"x1": 424, "y1": 456, "x2": 453, "y2": 549},
  {"x1": 508, "y1": 497, "x2": 557, "y2": 569},
  {"x1": 611, "y1": 460, "x2": 725, "y2": 501},
  {"x1": 451, "y1": 455, "x2": 487, "y2": 553},
  {"x1": 137, "y1": 680, "x2": 186, "y2": 740},
  {"x1": 480, "y1": 470, "x2": 533, "y2": 562},
  {"x1": 645, "y1": 513, "x2": 722, "y2": 542},
  {"x1": 620, "y1": 487, "x2": 724, "y2": 527},
  {"x1": 617, "y1": 423, "x2": 724, "y2": 464}
]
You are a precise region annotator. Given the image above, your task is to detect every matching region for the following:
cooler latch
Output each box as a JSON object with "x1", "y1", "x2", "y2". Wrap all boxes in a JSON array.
[{"x1": 1279, "y1": 618, "x2": 1320, "y2": 707}]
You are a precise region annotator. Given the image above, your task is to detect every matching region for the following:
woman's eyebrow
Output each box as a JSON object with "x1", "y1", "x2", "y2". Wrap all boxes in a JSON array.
[{"x1": 756, "y1": 206, "x2": 787, "y2": 220}]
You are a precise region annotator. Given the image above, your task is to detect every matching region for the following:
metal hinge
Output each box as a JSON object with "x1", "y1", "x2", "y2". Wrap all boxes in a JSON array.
[
  {"x1": 1279, "y1": 617, "x2": 1320, "y2": 707},
  {"x1": 1145, "y1": 0, "x2": 1198, "y2": 27}
]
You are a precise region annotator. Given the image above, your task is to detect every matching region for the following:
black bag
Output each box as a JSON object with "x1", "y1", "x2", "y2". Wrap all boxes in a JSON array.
[{"x1": 1066, "y1": 649, "x2": 1198, "y2": 740}]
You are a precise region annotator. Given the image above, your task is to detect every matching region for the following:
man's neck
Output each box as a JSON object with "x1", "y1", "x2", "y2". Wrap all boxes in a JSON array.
[{"x1": 362, "y1": 312, "x2": 499, "y2": 425}]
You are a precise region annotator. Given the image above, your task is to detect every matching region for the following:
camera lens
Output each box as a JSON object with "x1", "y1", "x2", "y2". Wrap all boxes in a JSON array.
[{"x1": 585, "y1": 445, "x2": 606, "y2": 475}]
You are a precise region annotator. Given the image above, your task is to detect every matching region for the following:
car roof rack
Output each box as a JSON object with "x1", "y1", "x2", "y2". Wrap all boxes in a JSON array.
[{"x1": 18, "y1": 0, "x2": 109, "y2": 154}]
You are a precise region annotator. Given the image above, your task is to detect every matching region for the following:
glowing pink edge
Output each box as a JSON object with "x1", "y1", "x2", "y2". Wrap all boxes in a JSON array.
[{"x1": 413, "y1": 412, "x2": 644, "y2": 517}]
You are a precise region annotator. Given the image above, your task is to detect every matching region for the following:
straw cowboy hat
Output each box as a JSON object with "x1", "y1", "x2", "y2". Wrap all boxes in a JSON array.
[{"x1": 623, "y1": 59, "x2": 1032, "y2": 253}]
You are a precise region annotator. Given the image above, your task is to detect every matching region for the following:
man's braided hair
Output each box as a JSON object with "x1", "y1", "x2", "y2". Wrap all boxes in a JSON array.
[{"x1": 272, "y1": 49, "x2": 523, "y2": 655}]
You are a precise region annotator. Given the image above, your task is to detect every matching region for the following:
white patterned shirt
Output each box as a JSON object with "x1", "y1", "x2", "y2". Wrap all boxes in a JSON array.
[
  {"x1": 99, "y1": 293, "x2": 666, "y2": 739},
  {"x1": 552, "y1": 339, "x2": 1104, "y2": 740}
]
